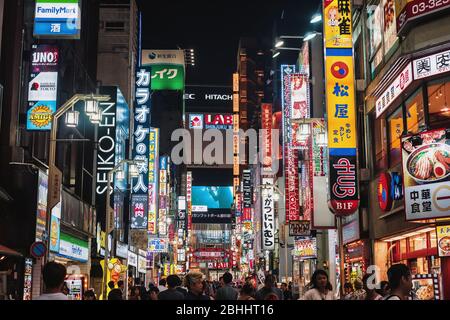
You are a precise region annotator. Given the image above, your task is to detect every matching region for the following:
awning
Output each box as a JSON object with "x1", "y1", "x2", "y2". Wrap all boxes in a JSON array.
[{"x1": 0, "y1": 245, "x2": 23, "y2": 257}]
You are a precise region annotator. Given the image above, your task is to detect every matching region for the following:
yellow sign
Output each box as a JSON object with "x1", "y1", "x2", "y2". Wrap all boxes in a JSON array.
[
  {"x1": 436, "y1": 225, "x2": 450, "y2": 257},
  {"x1": 100, "y1": 257, "x2": 127, "y2": 300},
  {"x1": 325, "y1": 55, "x2": 356, "y2": 149},
  {"x1": 323, "y1": 0, "x2": 353, "y2": 49}
]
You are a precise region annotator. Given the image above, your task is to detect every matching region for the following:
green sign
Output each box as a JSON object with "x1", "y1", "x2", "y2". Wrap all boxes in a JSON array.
[{"x1": 151, "y1": 64, "x2": 185, "y2": 90}]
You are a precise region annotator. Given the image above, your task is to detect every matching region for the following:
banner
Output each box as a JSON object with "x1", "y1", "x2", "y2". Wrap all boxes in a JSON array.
[
  {"x1": 324, "y1": 0, "x2": 359, "y2": 216},
  {"x1": 261, "y1": 178, "x2": 275, "y2": 251},
  {"x1": 402, "y1": 129, "x2": 450, "y2": 220},
  {"x1": 148, "y1": 128, "x2": 160, "y2": 234},
  {"x1": 290, "y1": 74, "x2": 309, "y2": 120},
  {"x1": 131, "y1": 67, "x2": 151, "y2": 229},
  {"x1": 33, "y1": 0, "x2": 81, "y2": 39},
  {"x1": 27, "y1": 45, "x2": 59, "y2": 130},
  {"x1": 141, "y1": 50, "x2": 185, "y2": 90},
  {"x1": 285, "y1": 147, "x2": 300, "y2": 221},
  {"x1": 261, "y1": 104, "x2": 273, "y2": 173},
  {"x1": 292, "y1": 237, "x2": 317, "y2": 260},
  {"x1": 148, "y1": 238, "x2": 168, "y2": 253}
]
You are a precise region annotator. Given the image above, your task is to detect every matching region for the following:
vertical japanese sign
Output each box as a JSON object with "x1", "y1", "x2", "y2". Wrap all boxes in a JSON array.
[
  {"x1": 323, "y1": 0, "x2": 359, "y2": 216},
  {"x1": 131, "y1": 67, "x2": 151, "y2": 229},
  {"x1": 242, "y1": 170, "x2": 252, "y2": 222},
  {"x1": 33, "y1": 0, "x2": 81, "y2": 39},
  {"x1": 290, "y1": 74, "x2": 309, "y2": 120},
  {"x1": 27, "y1": 45, "x2": 59, "y2": 130},
  {"x1": 281, "y1": 65, "x2": 296, "y2": 146},
  {"x1": 148, "y1": 128, "x2": 159, "y2": 234},
  {"x1": 262, "y1": 178, "x2": 275, "y2": 251},
  {"x1": 141, "y1": 50, "x2": 185, "y2": 90},
  {"x1": 36, "y1": 171, "x2": 48, "y2": 242},
  {"x1": 177, "y1": 196, "x2": 187, "y2": 243},
  {"x1": 186, "y1": 171, "x2": 192, "y2": 232},
  {"x1": 261, "y1": 103, "x2": 273, "y2": 173},
  {"x1": 285, "y1": 148, "x2": 300, "y2": 222},
  {"x1": 159, "y1": 156, "x2": 169, "y2": 236},
  {"x1": 402, "y1": 129, "x2": 450, "y2": 221}
]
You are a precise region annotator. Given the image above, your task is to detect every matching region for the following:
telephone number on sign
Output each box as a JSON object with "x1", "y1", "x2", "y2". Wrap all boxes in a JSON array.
[{"x1": 412, "y1": 0, "x2": 450, "y2": 15}]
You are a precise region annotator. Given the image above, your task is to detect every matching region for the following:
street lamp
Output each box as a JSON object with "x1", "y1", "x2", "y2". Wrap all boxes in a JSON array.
[
  {"x1": 303, "y1": 32, "x2": 318, "y2": 41},
  {"x1": 102, "y1": 159, "x2": 141, "y2": 300},
  {"x1": 275, "y1": 40, "x2": 284, "y2": 48},
  {"x1": 310, "y1": 13, "x2": 322, "y2": 24},
  {"x1": 45, "y1": 94, "x2": 111, "y2": 270}
]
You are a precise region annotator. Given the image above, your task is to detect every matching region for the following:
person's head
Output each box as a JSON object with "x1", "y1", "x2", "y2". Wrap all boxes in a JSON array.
[
  {"x1": 240, "y1": 283, "x2": 254, "y2": 297},
  {"x1": 265, "y1": 292, "x2": 279, "y2": 300},
  {"x1": 264, "y1": 275, "x2": 276, "y2": 288},
  {"x1": 343, "y1": 282, "x2": 353, "y2": 294},
  {"x1": 117, "y1": 280, "x2": 124, "y2": 290},
  {"x1": 132, "y1": 286, "x2": 141, "y2": 296},
  {"x1": 387, "y1": 264, "x2": 412, "y2": 295},
  {"x1": 185, "y1": 272, "x2": 204, "y2": 295},
  {"x1": 219, "y1": 276, "x2": 224, "y2": 286},
  {"x1": 377, "y1": 281, "x2": 390, "y2": 296},
  {"x1": 108, "y1": 281, "x2": 115, "y2": 290},
  {"x1": 166, "y1": 275, "x2": 181, "y2": 289},
  {"x1": 84, "y1": 289, "x2": 96, "y2": 300},
  {"x1": 223, "y1": 272, "x2": 233, "y2": 285},
  {"x1": 281, "y1": 282, "x2": 288, "y2": 291},
  {"x1": 42, "y1": 262, "x2": 67, "y2": 292},
  {"x1": 311, "y1": 270, "x2": 332, "y2": 291},
  {"x1": 159, "y1": 278, "x2": 167, "y2": 287},
  {"x1": 148, "y1": 286, "x2": 159, "y2": 300}
]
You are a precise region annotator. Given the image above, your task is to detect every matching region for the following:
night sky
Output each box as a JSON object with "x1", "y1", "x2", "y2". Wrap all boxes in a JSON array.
[{"x1": 137, "y1": 0, "x2": 321, "y2": 86}]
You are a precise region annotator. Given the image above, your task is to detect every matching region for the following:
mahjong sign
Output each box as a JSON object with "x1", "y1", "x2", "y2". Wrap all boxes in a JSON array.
[{"x1": 402, "y1": 129, "x2": 450, "y2": 221}]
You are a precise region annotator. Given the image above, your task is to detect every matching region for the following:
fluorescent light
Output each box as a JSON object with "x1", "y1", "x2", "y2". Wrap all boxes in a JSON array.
[
  {"x1": 310, "y1": 13, "x2": 322, "y2": 24},
  {"x1": 275, "y1": 40, "x2": 284, "y2": 48},
  {"x1": 304, "y1": 32, "x2": 317, "y2": 41},
  {"x1": 272, "y1": 51, "x2": 281, "y2": 58}
]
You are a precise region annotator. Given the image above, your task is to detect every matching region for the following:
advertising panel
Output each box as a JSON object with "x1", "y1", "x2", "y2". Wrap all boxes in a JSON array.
[
  {"x1": 413, "y1": 49, "x2": 450, "y2": 80},
  {"x1": 127, "y1": 251, "x2": 138, "y2": 267},
  {"x1": 261, "y1": 103, "x2": 273, "y2": 173},
  {"x1": 411, "y1": 274, "x2": 441, "y2": 300},
  {"x1": 289, "y1": 220, "x2": 311, "y2": 237},
  {"x1": 292, "y1": 237, "x2": 317, "y2": 260},
  {"x1": 36, "y1": 171, "x2": 48, "y2": 242},
  {"x1": 27, "y1": 45, "x2": 59, "y2": 130},
  {"x1": 290, "y1": 74, "x2": 309, "y2": 120},
  {"x1": 285, "y1": 147, "x2": 299, "y2": 222},
  {"x1": 148, "y1": 128, "x2": 159, "y2": 234},
  {"x1": 33, "y1": 0, "x2": 81, "y2": 39},
  {"x1": 383, "y1": 0, "x2": 398, "y2": 56},
  {"x1": 402, "y1": 129, "x2": 450, "y2": 220},
  {"x1": 141, "y1": 50, "x2": 185, "y2": 90},
  {"x1": 436, "y1": 225, "x2": 450, "y2": 258},
  {"x1": 324, "y1": 0, "x2": 359, "y2": 217},
  {"x1": 138, "y1": 255, "x2": 147, "y2": 274},
  {"x1": 148, "y1": 238, "x2": 168, "y2": 253},
  {"x1": 58, "y1": 233, "x2": 89, "y2": 262},
  {"x1": 261, "y1": 178, "x2": 275, "y2": 251}
]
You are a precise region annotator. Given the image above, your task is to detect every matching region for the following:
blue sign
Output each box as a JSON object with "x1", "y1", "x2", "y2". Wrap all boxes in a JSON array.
[{"x1": 30, "y1": 241, "x2": 47, "y2": 258}]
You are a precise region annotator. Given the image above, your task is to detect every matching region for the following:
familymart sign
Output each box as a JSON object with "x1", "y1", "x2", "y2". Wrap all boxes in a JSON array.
[{"x1": 34, "y1": 0, "x2": 81, "y2": 39}]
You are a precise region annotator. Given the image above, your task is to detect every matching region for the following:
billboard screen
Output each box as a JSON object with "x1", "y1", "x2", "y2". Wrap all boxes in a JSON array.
[{"x1": 192, "y1": 186, "x2": 233, "y2": 209}]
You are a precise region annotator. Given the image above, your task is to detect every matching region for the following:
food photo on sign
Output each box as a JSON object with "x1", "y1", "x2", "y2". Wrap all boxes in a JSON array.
[{"x1": 402, "y1": 128, "x2": 450, "y2": 220}]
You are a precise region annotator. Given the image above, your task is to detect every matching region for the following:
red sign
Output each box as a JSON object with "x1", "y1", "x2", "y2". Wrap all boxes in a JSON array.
[
  {"x1": 205, "y1": 114, "x2": 233, "y2": 126},
  {"x1": 378, "y1": 173, "x2": 393, "y2": 212},
  {"x1": 285, "y1": 147, "x2": 300, "y2": 221},
  {"x1": 193, "y1": 248, "x2": 226, "y2": 260},
  {"x1": 261, "y1": 103, "x2": 273, "y2": 172},
  {"x1": 243, "y1": 208, "x2": 252, "y2": 221},
  {"x1": 397, "y1": 0, "x2": 450, "y2": 35}
]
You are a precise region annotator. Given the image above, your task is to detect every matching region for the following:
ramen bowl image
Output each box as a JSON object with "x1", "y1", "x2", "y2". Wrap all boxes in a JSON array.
[
  {"x1": 439, "y1": 236, "x2": 450, "y2": 254},
  {"x1": 406, "y1": 143, "x2": 450, "y2": 184}
]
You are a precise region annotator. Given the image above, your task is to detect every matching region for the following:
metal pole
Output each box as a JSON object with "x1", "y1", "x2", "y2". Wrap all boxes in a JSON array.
[{"x1": 337, "y1": 217, "x2": 346, "y2": 297}]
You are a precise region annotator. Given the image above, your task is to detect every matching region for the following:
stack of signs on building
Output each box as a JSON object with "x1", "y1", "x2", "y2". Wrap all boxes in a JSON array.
[{"x1": 141, "y1": 50, "x2": 185, "y2": 91}]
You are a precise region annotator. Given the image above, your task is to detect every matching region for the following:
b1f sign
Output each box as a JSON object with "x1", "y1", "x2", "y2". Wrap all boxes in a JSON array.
[{"x1": 34, "y1": 0, "x2": 81, "y2": 39}]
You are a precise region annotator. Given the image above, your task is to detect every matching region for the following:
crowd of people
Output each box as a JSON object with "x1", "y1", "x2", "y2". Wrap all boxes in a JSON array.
[{"x1": 35, "y1": 261, "x2": 415, "y2": 301}]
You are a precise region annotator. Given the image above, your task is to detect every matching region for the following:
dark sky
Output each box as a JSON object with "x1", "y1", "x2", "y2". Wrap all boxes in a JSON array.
[{"x1": 137, "y1": 0, "x2": 321, "y2": 86}]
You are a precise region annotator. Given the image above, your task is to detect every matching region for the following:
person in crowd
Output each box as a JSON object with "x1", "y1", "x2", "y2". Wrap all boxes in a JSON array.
[
  {"x1": 175, "y1": 276, "x2": 188, "y2": 297},
  {"x1": 158, "y1": 278, "x2": 167, "y2": 292},
  {"x1": 255, "y1": 274, "x2": 283, "y2": 300},
  {"x1": 301, "y1": 269, "x2": 335, "y2": 300},
  {"x1": 107, "y1": 280, "x2": 123, "y2": 300},
  {"x1": 281, "y1": 282, "x2": 293, "y2": 300},
  {"x1": 376, "y1": 281, "x2": 390, "y2": 297},
  {"x1": 218, "y1": 276, "x2": 224, "y2": 288},
  {"x1": 61, "y1": 282, "x2": 69, "y2": 296},
  {"x1": 342, "y1": 282, "x2": 354, "y2": 300},
  {"x1": 384, "y1": 264, "x2": 413, "y2": 300},
  {"x1": 215, "y1": 272, "x2": 238, "y2": 300},
  {"x1": 128, "y1": 286, "x2": 142, "y2": 300},
  {"x1": 184, "y1": 272, "x2": 210, "y2": 300},
  {"x1": 148, "y1": 286, "x2": 159, "y2": 300},
  {"x1": 348, "y1": 278, "x2": 366, "y2": 300},
  {"x1": 362, "y1": 274, "x2": 383, "y2": 300},
  {"x1": 84, "y1": 289, "x2": 96, "y2": 300},
  {"x1": 36, "y1": 262, "x2": 68, "y2": 300},
  {"x1": 117, "y1": 280, "x2": 125, "y2": 299},
  {"x1": 238, "y1": 283, "x2": 255, "y2": 300},
  {"x1": 158, "y1": 275, "x2": 185, "y2": 300},
  {"x1": 203, "y1": 280, "x2": 215, "y2": 300},
  {"x1": 265, "y1": 292, "x2": 279, "y2": 300}
]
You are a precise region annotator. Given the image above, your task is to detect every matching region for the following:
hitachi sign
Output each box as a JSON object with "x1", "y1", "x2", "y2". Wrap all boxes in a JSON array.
[{"x1": 205, "y1": 94, "x2": 233, "y2": 101}]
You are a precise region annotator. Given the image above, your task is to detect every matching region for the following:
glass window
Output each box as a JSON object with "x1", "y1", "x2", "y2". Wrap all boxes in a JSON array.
[
  {"x1": 400, "y1": 239, "x2": 407, "y2": 254},
  {"x1": 387, "y1": 108, "x2": 403, "y2": 167},
  {"x1": 405, "y1": 89, "x2": 425, "y2": 134},
  {"x1": 428, "y1": 79, "x2": 450, "y2": 129},
  {"x1": 409, "y1": 233, "x2": 427, "y2": 252},
  {"x1": 430, "y1": 231, "x2": 437, "y2": 248},
  {"x1": 373, "y1": 115, "x2": 388, "y2": 172}
]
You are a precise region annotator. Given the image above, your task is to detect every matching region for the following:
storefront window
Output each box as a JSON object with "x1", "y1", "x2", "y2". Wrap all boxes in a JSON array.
[
  {"x1": 373, "y1": 115, "x2": 388, "y2": 172},
  {"x1": 400, "y1": 239, "x2": 407, "y2": 254},
  {"x1": 405, "y1": 89, "x2": 425, "y2": 134},
  {"x1": 430, "y1": 231, "x2": 437, "y2": 248},
  {"x1": 387, "y1": 108, "x2": 403, "y2": 167},
  {"x1": 428, "y1": 79, "x2": 450, "y2": 129},
  {"x1": 409, "y1": 233, "x2": 428, "y2": 252}
]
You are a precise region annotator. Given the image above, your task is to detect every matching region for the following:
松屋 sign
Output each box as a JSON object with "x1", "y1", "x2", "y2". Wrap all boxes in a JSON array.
[
  {"x1": 131, "y1": 67, "x2": 151, "y2": 229},
  {"x1": 33, "y1": 0, "x2": 81, "y2": 39},
  {"x1": 27, "y1": 45, "x2": 59, "y2": 130},
  {"x1": 324, "y1": 0, "x2": 359, "y2": 216}
]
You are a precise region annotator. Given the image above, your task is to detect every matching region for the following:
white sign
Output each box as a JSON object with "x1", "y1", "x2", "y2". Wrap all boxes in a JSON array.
[
  {"x1": 35, "y1": 3, "x2": 79, "y2": 19},
  {"x1": 186, "y1": 172, "x2": 192, "y2": 202},
  {"x1": 192, "y1": 205, "x2": 208, "y2": 212},
  {"x1": 138, "y1": 255, "x2": 147, "y2": 273},
  {"x1": 376, "y1": 63, "x2": 413, "y2": 118},
  {"x1": 28, "y1": 72, "x2": 58, "y2": 101},
  {"x1": 405, "y1": 181, "x2": 450, "y2": 220},
  {"x1": 413, "y1": 50, "x2": 450, "y2": 80},
  {"x1": 59, "y1": 237, "x2": 88, "y2": 262},
  {"x1": 116, "y1": 241, "x2": 128, "y2": 259},
  {"x1": 262, "y1": 178, "x2": 275, "y2": 251},
  {"x1": 127, "y1": 251, "x2": 137, "y2": 267},
  {"x1": 142, "y1": 49, "x2": 185, "y2": 66}
]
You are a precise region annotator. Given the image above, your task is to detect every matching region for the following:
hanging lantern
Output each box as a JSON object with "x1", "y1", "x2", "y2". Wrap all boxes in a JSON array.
[{"x1": 65, "y1": 109, "x2": 79, "y2": 128}]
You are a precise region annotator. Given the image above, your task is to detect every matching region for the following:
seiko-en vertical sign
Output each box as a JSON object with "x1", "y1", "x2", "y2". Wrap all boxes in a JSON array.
[{"x1": 131, "y1": 67, "x2": 151, "y2": 229}]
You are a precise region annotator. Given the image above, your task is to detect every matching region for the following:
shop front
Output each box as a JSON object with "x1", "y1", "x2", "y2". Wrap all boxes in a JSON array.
[{"x1": 291, "y1": 237, "x2": 317, "y2": 298}]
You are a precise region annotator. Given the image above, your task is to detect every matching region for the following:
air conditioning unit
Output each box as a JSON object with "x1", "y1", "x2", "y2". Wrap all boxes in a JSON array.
[{"x1": 359, "y1": 168, "x2": 371, "y2": 182}]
